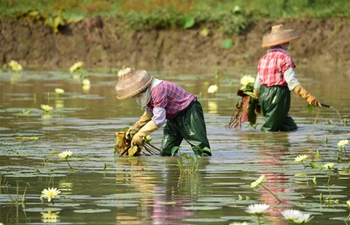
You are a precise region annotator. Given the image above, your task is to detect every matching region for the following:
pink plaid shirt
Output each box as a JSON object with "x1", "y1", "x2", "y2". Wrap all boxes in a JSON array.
[{"x1": 257, "y1": 48, "x2": 296, "y2": 86}]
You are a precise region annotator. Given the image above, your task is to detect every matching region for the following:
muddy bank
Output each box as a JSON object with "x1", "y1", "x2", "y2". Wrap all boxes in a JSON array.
[{"x1": 1, "y1": 17, "x2": 350, "y2": 72}]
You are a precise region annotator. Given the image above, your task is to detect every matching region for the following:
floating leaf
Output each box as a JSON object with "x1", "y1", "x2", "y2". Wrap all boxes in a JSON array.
[
  {"x1": 182, "y1": 206, "x2": 222, "y2": 211},
  {"x1": 15, "y1": 136, "x2": 39, "y2": 141},
  {"x1": 74, "y1": 209, "x2": 111, "y2": 213},
  {"x1": 310, "y1": 161, "x2": 322, "y2": 169}
]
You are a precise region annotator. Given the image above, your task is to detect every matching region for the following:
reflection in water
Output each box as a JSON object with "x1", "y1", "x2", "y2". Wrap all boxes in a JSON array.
[
  {"x1": 208, "y1": 101, "x2": 218, "y2": 114},
  {"x1": 41, "y1": 211, "x2": 60, "y2": 223},
  {"x1": 114, "y1": 157, "x2": 200, "y2": 224},
  {"x1": 248, "y1": 132, "x2": 292, "y2": 225}
]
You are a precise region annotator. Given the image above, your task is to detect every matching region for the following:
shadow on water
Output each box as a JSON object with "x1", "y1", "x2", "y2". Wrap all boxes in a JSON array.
[{"x1": 0, "y1": 65, "x2": 349, "y2": 224}]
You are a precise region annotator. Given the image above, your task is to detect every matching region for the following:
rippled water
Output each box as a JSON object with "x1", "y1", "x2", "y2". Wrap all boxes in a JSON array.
[{"x1": 0, "y1": 66, "x2": 349, "y2": 225}]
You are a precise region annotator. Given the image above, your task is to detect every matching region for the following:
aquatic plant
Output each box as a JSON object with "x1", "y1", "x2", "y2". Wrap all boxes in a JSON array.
[
  {"x1": 55, "y1": 88, "x2": 64, "y2": 94},
  {"x1": 58, "y1": 151, "x2": 74, "y2": 171},
  {"x1": 8, "y1": 60, "x2": 23, "y2": 72},
  {"x1": 245, "y1": 203, "x2": 269, "y2": 225},
  {"x1": 323, "y1": 162, "x2": 335, "y2": 186},
  {"x1": 337, "y1": 139, "x2": 348, "y2": 154},
  {"x1": 251, "y1": 175, "x2": 281, "y2": 203},
  {"x1": 281, "y1": 209, "x2": 313, "y2": 224},
  {"x1": 2, "y1": 179, "x2": 31, "y2": 222},
  {"x1": 207, "y1": 84, "x2": 218, "y2": 94},
  {"x1": 69, "y1": 61, "x2": 84, "y2": 73},
  {"x1": 346, "y1": 200, "x2": 350, "y2": 223},
  {"x1": 41, "y1": 104, "x2": 53, "y2": 113},
  {"x1": 294, "y1": 155, "x2": 309, "y2": 168},
  {"x1": 240, "y1": 75, "x2": 255, "y2": 90},
  {"x1": 40, "y1": 187, "x2": 61, "y2": 204}
]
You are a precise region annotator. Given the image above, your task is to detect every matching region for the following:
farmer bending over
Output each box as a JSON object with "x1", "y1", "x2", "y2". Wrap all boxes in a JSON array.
[
  {"x1": 115, "y1": 68, "x2": 211, "y2": 156},
  {"x1": 253, "y1": 24, "x2": 321, "y2": 131}
]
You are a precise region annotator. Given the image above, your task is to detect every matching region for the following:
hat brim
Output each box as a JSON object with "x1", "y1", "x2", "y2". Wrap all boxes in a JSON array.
[
  {"x1": 261, "y1": 29, "x2": 299, "y2": 48},
  {"x1": 115, "y1": 70, "x2": 153, "y2": 100}
]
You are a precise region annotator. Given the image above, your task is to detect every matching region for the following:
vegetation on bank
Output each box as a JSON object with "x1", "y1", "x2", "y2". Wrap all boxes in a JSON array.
[{"x1": 0, "y1": 0, "x2": 349, "y2": 35}]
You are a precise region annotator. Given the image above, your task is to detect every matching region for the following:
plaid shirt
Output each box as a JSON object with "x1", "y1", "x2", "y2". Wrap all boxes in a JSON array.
[
  {"x1": 147, "y1": 81, "x2": 196, "y2": 120},
  {"x1": 257, "y1": 48, "x2": 296, "y2": 86}
]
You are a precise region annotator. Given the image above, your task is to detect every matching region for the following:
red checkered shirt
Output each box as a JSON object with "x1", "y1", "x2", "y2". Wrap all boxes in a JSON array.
[
  {"x1": 147, "y1": 81, "x2": 196, "y2": 120},
  {"x1": 257, "y1": 48, "x2": 296, "y2": 86}
]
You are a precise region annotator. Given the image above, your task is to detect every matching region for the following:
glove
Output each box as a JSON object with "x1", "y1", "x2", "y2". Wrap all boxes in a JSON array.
[
  {"x1": 131, "y1": 120, "x2": 158, "y2": 147},
  {"x1": 126, "y1": 111, "x2": 152, "y2": 140},
  {"x1": 293, "y1": 84, "x2": 321, "y2": 106},
  {"x1": 253, "y1": 89, "x2": 260, "y2": 100}
]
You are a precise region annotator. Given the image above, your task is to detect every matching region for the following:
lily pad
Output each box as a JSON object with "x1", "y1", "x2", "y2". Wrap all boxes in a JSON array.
[
  {"x1": 182, "y1": 206, "x2": 222, "y2": 211},
  {"x1": 183, "y1": 218, "x2": 227, "y2": 222},
  {"x1": 23, "y1": 207, "x2": 62, "y2": 212},
  {"x1": 74, "y1": 208, "x2": 111, "y2": 213}
]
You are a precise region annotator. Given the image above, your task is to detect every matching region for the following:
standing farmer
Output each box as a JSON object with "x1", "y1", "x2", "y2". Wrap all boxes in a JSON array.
[
  {"x1": 115, "y1": 68, "x2": 211, "y2": 156},
  {"x1": 253, "y1": 24, "x2": 321, "y2": 131}
]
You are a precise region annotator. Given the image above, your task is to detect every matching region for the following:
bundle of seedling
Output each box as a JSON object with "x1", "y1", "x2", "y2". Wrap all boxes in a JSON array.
[
  {"x1": 226, "y1": 75, "x2": 261, "y2": 129},
  {"x1": 115, "y1": 130, "x2": 160, "y2": 156}
]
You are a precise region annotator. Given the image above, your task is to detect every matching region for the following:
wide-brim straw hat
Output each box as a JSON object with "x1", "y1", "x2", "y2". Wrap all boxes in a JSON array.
[
  {"x1": 262, "y1": 24, "x2": 299, "y2": 48},
  {"x1": 115, "y1": 68, "x2": 153, "y2": 100}
]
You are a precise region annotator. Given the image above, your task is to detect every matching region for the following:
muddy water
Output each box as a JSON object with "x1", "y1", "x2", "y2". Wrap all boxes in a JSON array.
[{"x1": 0, "y1": 66, "x2": 349, "y2": 225}]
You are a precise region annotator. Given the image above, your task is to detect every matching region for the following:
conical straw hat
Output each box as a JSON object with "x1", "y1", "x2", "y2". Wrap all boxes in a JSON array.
[
  {"x1": 261, "y1": 24, "x2": 299, "y2": 48},
  {"x1": 115, "y1": 68, "x2": 153, "y2": 100}
]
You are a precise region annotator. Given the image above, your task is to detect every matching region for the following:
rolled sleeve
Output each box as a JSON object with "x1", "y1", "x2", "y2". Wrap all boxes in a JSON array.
[
  {"x1": 284, "y1": 68, "x2": 300, "y2": 90},
  {"x1": 152, "y1": 107, "x2": 166, "y2": 127},
  {"x1": 254, "y1": 73, "x2": 261, "y2": 90}
]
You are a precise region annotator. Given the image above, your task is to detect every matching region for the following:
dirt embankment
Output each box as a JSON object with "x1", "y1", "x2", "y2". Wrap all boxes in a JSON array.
[{"x1": 1, "y1": 17, "x2": 350, "y2": 73}]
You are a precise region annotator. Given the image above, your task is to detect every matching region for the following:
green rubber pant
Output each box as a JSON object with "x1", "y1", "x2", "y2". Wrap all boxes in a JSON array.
[
  {"x1": 259, "y1": 85, "x2": 298, "y2": 132},
  {"x1": 160, "y1": 101, "x2": 211, "y2": 156}
]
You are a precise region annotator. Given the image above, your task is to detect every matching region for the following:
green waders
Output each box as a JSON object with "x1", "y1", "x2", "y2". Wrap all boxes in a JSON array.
[
  {"x1": 259, "y1": 85, "x2": 298, "y2": 132},
  {"x1": 160, "y1": 101, "x2": 211, "y2": 156}
]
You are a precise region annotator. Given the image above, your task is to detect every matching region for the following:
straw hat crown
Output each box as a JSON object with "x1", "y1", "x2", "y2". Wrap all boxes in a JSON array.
[
  {"x1": 115, "y1": 68, "x2": 153, "y2": 100},
  {"x1": 261, "y1": 24, "x2": 299, "y2": 48}
]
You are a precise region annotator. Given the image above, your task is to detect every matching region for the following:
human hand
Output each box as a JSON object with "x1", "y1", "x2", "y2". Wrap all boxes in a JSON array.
[
  {"x1": 253, "y1": 89, "x2": 260, "y2": 100},
  {"x1": 131, "y1": 133, "x2": 144, "y2": 147},
  {"x1": 125, "y1": 126, "x2": 138, "y2": 140},
  {"x1": 307, "y1": 96, "x2": 321, "y2": 107}
]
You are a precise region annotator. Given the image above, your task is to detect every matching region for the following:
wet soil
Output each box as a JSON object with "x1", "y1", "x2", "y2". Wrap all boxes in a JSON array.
[{"x1": 1, "y1": 17, "x2": 350, "y2": 73}]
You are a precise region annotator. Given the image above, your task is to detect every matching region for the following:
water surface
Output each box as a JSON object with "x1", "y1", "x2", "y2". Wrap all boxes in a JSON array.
[{"x1": 0, "y1": 66, "x2": 349, "y2": 225}]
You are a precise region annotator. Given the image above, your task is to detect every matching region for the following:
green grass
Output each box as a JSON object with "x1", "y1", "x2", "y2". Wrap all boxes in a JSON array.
[{"x1": 0, "y1": 0, "x2": 349, "y2": 34}]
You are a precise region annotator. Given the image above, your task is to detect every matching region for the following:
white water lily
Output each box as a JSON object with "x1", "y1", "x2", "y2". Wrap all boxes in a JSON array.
[
  {"x1": 8, "y1": 60, "x2": 23, "y2": 72},
  {"x1": 58, "y1": 151, "x2": 73, "y2": 159},
  {"x1": 69, "y1": 61, "x2": 83, "y2": 73},
  {"x1": 41, "y1": 104, "x2": 53, "y2": 112},
  {"x1": 323, "y1": 163, "x2": 334, "y2": 170},
  {"x1": 240, "y1": 75, "x2": 255, "y2": 89},
  {"x1": 207, "y1": 84, "x2": 218, "y2": 94},
  {"x1": 55, "y1": 88, "x2": 65, "y2": 94},
  {"x1": 337, "y1": 139, "x2": 349, "y2": 148},
  {"x1": 281, "y1": 209, "x2": 313, "y2": 224},
  {"x1": 82, "y1": 78, "x2": 90, "y2": 86},
  {"x1": 251, "y1": 174, "x2": 266, "y2": 189},
  {"x1": 245, "y1": 203, "x2": 270, "y2": 215},
  {"x1": 40, "y1": 187, "x2": 61, "y2": 203},
  {"x1": 294, "y1": 155, "x2": 308, "y2": 162}
]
